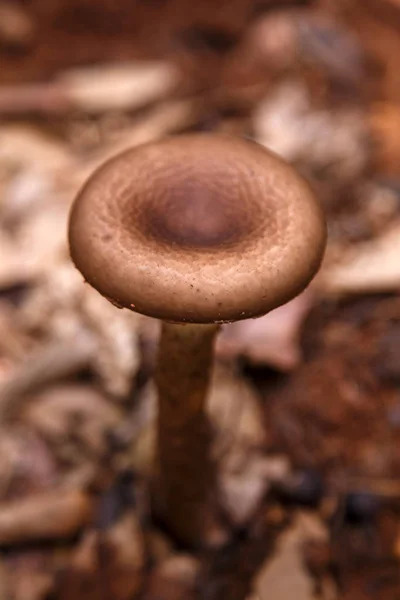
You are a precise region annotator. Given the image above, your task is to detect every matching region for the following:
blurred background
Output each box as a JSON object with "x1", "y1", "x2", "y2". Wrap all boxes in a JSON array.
[{"x1": 1, "y1": 0, "x2": 400, "y2": 598}]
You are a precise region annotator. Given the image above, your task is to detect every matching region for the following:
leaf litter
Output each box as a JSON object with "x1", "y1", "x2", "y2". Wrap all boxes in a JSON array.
[{"x1": 0, "y1": 0, "x2": 400, "y2": 598}]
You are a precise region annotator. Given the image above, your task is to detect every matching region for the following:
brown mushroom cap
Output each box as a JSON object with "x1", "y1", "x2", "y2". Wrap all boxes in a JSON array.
[{"x1": 69, "y1": 134, "x2": 326, "y2": 324}]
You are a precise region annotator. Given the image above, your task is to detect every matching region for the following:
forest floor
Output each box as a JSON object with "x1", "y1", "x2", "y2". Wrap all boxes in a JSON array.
[{"x1": 1, "y1": 0, "x2": 400, "y2": 598}]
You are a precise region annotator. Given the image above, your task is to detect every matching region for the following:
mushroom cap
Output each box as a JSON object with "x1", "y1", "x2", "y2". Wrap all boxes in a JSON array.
[{"x1": 69, "y1": 134, "x2": 326, "y2": 324}]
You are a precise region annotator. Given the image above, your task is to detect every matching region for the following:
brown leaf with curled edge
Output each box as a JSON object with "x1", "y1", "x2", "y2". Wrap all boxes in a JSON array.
[
  {"x1": 322, "y1": 221, "x2": 400, "y2": 295},
  {"x1": 216, "y1": 291, "x2": 314, "y2": 371}
]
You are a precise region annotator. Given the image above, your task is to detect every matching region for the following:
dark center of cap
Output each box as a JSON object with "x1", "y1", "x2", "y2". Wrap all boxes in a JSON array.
[{"x1": 138, "y1": 177, "x2": 254, "y2": 250}]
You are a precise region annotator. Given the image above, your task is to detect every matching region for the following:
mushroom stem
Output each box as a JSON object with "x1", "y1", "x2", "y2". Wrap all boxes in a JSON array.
[{"x1": 155, "y1": 321, "x2": 219, "y2": 547}]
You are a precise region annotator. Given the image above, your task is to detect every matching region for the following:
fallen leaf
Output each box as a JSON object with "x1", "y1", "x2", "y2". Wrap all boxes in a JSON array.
[
  {"x1": 0, "y1": 335, "x2": 97, "y2": 414},
  {"x1": 0, "y1": 124, "x2": 72, "y2": 172},
  {"x1": 0, "y1": 168, "x2": 53, "y2": 226},
  {"x1": 210, "y1": 366, "x2": 288, "y2": 526},
  {"x1": 249, "y1": 513, "x2": 328, "y2": 600},
  {"x1": 322, "y1": 221, "x2": 400, "y2": 294},
  {"x1": 19, "y1": 262, "x2": 140, "y2": 398},
  {"x1": 253, "y1": 80, "x2": 368, "y2": 181},
  {"x1": 0, "y1": 489, "x2": 93, "y2": 545},
  {"x1": 216, "y1": 291, "x2": 314, "y2": 371},
  {"x1": 59, "y1": 61, "x2": 180, "y2": 113},
  {"x1": 22, "y1": 384, "x2": 123, "y2": 458}
]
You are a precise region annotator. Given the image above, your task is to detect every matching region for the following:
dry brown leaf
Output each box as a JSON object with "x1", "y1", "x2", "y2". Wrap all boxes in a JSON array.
[
  {"x1": 249, "y1": 513, "x2": 329, "y2": 600},
  {"x1": 0, "y1": 204, "x2": 67, "y2": 288},
  {"x1": 0, "y1": 334, "x2": 97, "y2": 414},
  {"x1": 0, "y1": 231, "x2": 35, "y2": 288},
  {"x1": 0, "y1": 125, "x2": 72, "y2": 172},
  {"x1": 217, "y1": 291, "x2": 314, "y2": 371},
  {"x1": 0, "y1": 489, "x2": 93, "y2": 545},
  {"x1": 218, "y1": 451, "x2": 290, "y2": 528},
  {"x1": 15, "y1": 203, "x2": 69, "y2": 275},
  {"x1": 81, "y1": 286, "x2": 141, "y2": 397},
  {"x1": 59, "y1": 61, "x2": 180, "y2": 113},
  {"x1": 322, "y1": 221, "x2": 400, "y2": 294},
  {"x1": 253, "y1": 80, "x2": 368, "y2": 180},
  {"x1": 22, "y1": 384, "x2": 123, "y2": 458},
  {"x1": 20, "y1": 263, "x2": 140, "y2": 397},
  {"x1": 0, "y1": 61, "x2": 180, "y2": 116},
  {"x1": 0, "y1": 303, "x2": 33, "y2": 359},
  {"x1": 209, "y1": 365, "x2": 266, "y2": 450},
  {"x1": 0, "y1": 168, "x2": 53, "y2": 225},
  {"x1": 209, "y1": 366, "x2": 286, "y2": 526}
]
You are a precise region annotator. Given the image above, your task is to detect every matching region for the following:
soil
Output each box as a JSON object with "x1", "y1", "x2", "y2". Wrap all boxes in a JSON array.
[{"x1": 1, "y1": 0, "x2": 400, "y2": 599}]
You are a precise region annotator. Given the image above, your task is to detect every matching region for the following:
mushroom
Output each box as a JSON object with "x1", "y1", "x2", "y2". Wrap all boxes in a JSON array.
[{"x1": 68, "y1": 134, "x2": 326, "y2": 547}]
